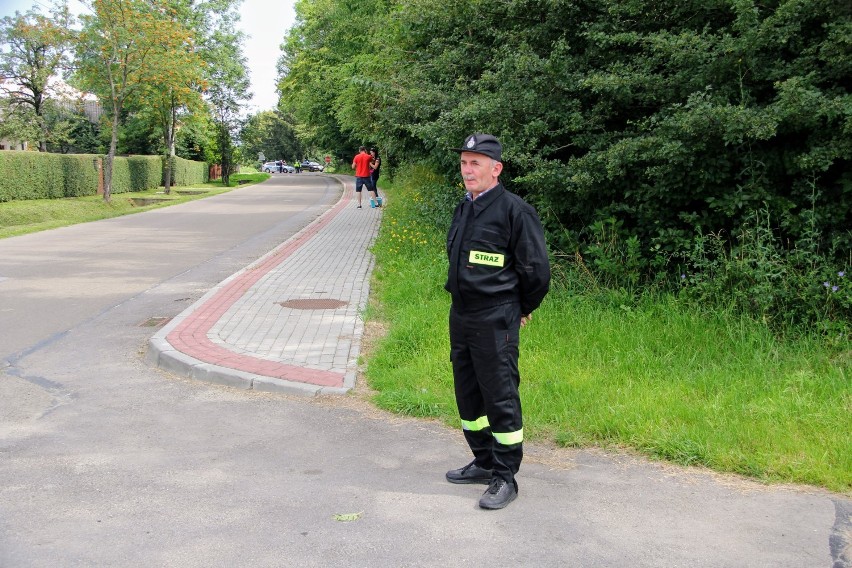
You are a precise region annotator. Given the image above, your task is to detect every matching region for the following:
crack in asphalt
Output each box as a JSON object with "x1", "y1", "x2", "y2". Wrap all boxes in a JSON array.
[{"x1": 831, "y1": 499, "x2": 852, "y2": 568}]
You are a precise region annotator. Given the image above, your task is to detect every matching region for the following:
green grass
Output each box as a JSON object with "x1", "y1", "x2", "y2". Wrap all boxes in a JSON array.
[
  {"x1": 365, "y1": 178, "x2": 852, "y2": 494},
  {"x1": 0, "y1": 172, "x2": 269, "y2": 239}
]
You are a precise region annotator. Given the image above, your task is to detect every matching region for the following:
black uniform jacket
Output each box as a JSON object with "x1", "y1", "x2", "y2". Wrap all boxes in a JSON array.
[{"x1": 445, "y1": 183, "x2": 550, "y2": 315}]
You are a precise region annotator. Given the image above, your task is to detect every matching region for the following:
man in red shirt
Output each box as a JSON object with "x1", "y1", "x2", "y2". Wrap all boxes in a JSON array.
[{"x1": 351, "y1": 146, "x2": 380, "y2": 208}]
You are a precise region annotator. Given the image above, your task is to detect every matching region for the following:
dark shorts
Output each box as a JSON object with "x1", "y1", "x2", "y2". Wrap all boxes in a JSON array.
[{"x1": 355, "y1": 177, "x2": 373, "y2": 192}]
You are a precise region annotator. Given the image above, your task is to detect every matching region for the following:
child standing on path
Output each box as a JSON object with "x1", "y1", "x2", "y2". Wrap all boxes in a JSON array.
[{"x1": 369, "y1": 147, "x2": 383, "y2": 206}]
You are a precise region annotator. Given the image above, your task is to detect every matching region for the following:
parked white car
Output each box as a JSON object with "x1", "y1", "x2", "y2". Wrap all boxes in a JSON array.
[{"x1": 262, "y1": 161, "x2": 296, "y2": 173}]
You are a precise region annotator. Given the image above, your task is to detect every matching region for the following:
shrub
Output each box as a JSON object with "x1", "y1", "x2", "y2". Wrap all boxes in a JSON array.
[
  {"x1": 61, "y1": 155, "x2": 100, "y2": 197},
  {"x1": 393, "y1": 162, "x2": 461, "y2": 235},
  {"x1": 285, "y1": 0, "x2": 852, "y2": 281},
  {"x1": 0, "y1": 152, "x2": 210, "y2": 201},
  {"x1": 0, "y1": 151, "x2": 64, "y2": 201},
  {"x1": 109, "y1": 156, "x2": 161, "y2": 194},
  {"x1": 108, "y1": 158, "x2": 131, "y2": 194},
  {"x1": 681, "y1": 208, "x2": 851, "y2": 341},
  {"x1": 127, "y1": 155, "x2": 163, "y2": 191},
  {"x1": 172, "y1": 156, "x2": 208, "y2": 186}
]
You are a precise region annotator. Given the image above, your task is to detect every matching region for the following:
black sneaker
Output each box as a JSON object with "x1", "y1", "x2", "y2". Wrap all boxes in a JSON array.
[
  {"x1": 479, "y1": 477, "x2": 517, "y2": 509},
  {"x1": 445, "y1": 461, "x2": 492, "y2": 484}
]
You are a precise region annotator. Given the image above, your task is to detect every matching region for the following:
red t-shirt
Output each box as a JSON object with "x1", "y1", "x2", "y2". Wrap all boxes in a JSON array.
[{"x1": 353, "y1": 152, "x2": 372, "y2": 177}]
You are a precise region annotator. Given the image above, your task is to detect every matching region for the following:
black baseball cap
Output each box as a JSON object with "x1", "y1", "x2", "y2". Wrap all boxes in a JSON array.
[{"x1": 452, "y1": 133, "x2": 502, "y2": 161}]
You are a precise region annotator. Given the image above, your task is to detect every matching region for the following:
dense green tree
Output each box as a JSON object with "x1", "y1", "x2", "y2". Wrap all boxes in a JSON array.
[
  {"x1": 240, "y1": 110, "x2": 303, "y2": 166},
  {"x1": 57, "y1": 109, "x2": 104, "y2": 154},
  {"x1": 0, "y1": 1, "x2": 74, "y2": 152},
  {"x1": 140, "y1": 39, "x2": 205, "y2": 192},
  {"x1": 205, "y1": 30, "x2": 249, "y2": 185},
  {"x1": 175, "y1": 112, "x2": 216, "y2": 163},
  {"x1": 122, "y1": 0, "x2": 212, "y2": 193},
  {"x1": 76, "y1": 0, "x2": 203, "y2": 201},
  {"x1": 41, "y1": 102, "x2": 92, "y2": 154},
  {"x1": 118, "y1": 110, "x2": 160, "y2": 155},
  {"x1": 0, "y1": 96, "x2": 40, "y2": 147},
  {"x1": 278, "y1": 0, "x2": 390, "y2": 161},
  {"x1": 280, "y1": 0, "x2": 851, "y2": 274},
  {"x1": 198, "y1": 0, "x2": 250, "y2": 185}
]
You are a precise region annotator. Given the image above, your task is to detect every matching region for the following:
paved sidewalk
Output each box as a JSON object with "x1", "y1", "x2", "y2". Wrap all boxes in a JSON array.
[{"x1": 147, "y1": 176, "x2": 382, "y2": 395}]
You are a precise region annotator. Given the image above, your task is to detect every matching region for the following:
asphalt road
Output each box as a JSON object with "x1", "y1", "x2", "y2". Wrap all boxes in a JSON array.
[{"x1": 0, "y1": 174, "x2": 849, "y2": 567}]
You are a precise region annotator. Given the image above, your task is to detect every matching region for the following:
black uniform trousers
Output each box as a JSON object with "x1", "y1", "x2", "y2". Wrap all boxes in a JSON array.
[{"x1": 449, "y1": 301, "x2": 523, "y2": 486}]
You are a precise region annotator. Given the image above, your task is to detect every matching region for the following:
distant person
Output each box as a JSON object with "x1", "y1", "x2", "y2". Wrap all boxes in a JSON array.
[
  {"x1": 369, "y1": 147, "x2": 382, "y2": 206},
  {"x1": 351, "y1": 146, "x2": 379, "y2": 208},
  {"x1": 444, "y1": 133, "x2": 550, "y2": 510},
  {"x1": 294, "y1": 161, "x2": 301, "y2": 173}
]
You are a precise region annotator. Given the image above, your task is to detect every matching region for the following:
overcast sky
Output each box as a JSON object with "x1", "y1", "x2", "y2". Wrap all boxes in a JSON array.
[{"x1": 0, "y1": 0, "x2": 296, "y2": 112}]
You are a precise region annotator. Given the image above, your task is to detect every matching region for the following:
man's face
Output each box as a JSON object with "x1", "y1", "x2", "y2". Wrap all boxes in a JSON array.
[{"x1": 460, "y1": 151, "x2": 502, "y2": 196}]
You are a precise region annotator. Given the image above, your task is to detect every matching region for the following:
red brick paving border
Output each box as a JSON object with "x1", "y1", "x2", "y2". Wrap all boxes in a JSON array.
[{"x1": 165, "y1": 184, "x2": 352, "y2": 388}]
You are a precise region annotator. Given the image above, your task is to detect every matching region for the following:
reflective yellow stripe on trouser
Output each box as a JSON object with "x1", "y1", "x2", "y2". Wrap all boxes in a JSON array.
[
  {"x1": 493, "y1": 429, "x2": 523, "y2": 445},
  {"x1": 462, "y1": 417, "x2": 523, "y2": 445},
  {"x1": 461, "y1": 415, "x2": 490, "y2": 432}
]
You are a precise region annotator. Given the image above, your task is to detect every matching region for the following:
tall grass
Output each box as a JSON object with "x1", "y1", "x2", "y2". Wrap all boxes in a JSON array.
[{"x1": 366, "y1": 170, "x2": 851, "y2": 494}]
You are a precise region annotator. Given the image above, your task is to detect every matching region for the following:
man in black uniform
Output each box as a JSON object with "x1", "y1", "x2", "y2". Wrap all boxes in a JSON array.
[{"x1": 444, "y1": 133, "x2": 550, "y2": 509}]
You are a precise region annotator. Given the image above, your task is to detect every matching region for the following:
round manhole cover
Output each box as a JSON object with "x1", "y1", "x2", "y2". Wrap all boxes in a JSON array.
[{"x1": 277, "y1": 299, "x2": 348, "y2": 310}]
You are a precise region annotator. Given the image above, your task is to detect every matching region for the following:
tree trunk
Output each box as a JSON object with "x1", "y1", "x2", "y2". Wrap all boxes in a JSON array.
[
  {"x1": 35, "y1": 91, "x2": 47, "y2": 152},
  {"x1": 104, "y1": 111, "x2": 119, "y2": 203},
  {"x1": 162, "y1": 119, "x2": 172, "y2": 194},
  {"x1": 219, "y1": 123, "x2": 231, "y2": 186},
  {"x1": 163, "y1": 153, "x2": 172, "y2": 194},
  {"x1": 163, "y1": 105, "x2": 176, "y2": 194}
]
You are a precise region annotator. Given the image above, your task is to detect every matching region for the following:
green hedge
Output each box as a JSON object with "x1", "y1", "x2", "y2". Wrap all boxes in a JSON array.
[
  {"x1": 110, "y1": 155, "x2": 162, "y2": 194},
  {"x1": 129, "y1": 155, "x2": 163, "y2": 192},
  {"x1": 108, "y1": 158, "x2": 130, "y2": 194},
  {"x1": 62, "y1": 154, "x2": 101, "y2": 197},
  {"x1": 0, "y1": 152, "x2": 209, "y2": 202},
  {"x1": 172, "y1": 155, "x2": 208, "y2": 186},
  {"x1": 0, "y1": 152, "x2": 65, "y2": 201}
]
